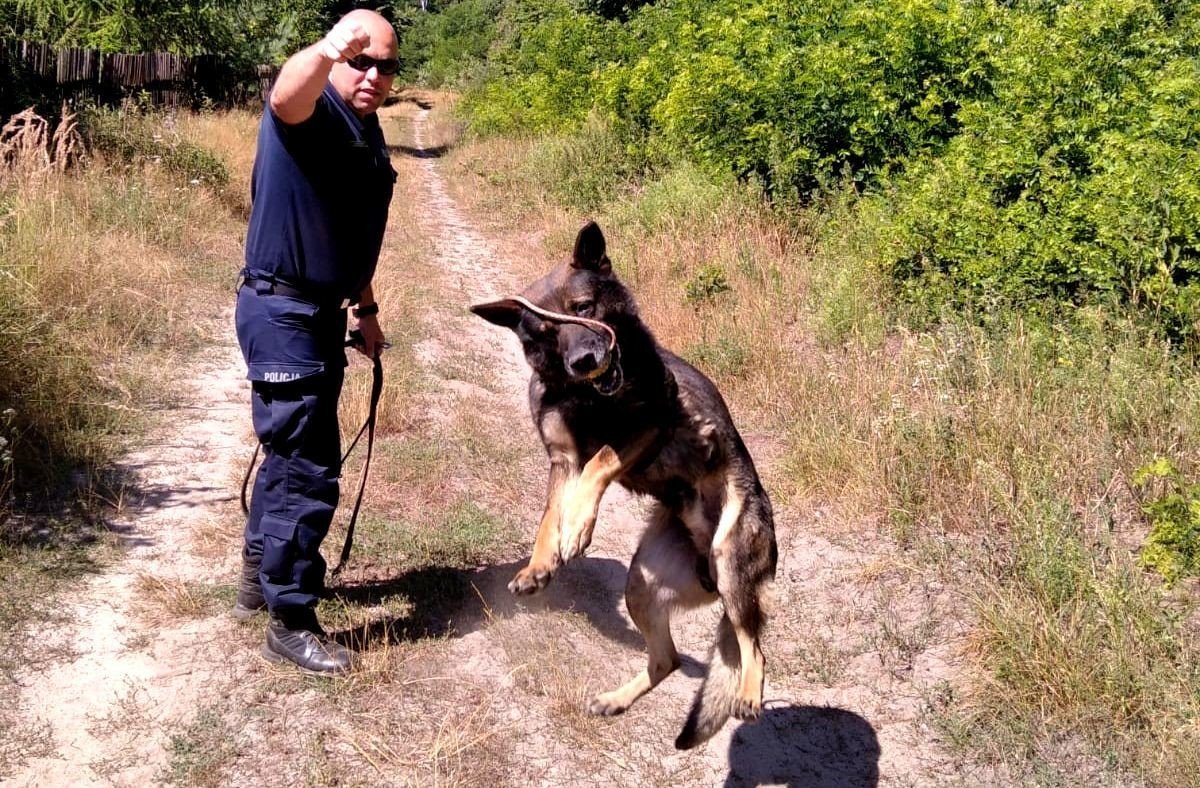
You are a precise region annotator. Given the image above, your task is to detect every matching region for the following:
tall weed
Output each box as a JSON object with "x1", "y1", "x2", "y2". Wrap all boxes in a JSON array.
[
  {"x1": 0, "y1": 107, "x2": 246, "y2": 499},
  {"x1": 522, "y1": 114, "x2": 636, "y2": 211},
  {"x1": 967, "y1": 504, "x2": 1200, "y2": 786}
]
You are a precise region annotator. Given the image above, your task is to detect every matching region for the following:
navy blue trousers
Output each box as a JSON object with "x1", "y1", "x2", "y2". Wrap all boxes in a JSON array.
[{"x1": 235, "y1": 286, "x2": 347, "y2": 613}]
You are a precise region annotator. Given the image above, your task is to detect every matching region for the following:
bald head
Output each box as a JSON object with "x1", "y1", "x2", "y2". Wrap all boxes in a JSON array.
[{"x1": 328, "y1": 9, "x2": 398, "y2": 116}]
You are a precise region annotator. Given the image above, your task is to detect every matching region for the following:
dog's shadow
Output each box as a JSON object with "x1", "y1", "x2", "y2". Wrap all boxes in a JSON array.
[
  {"x1": 326, "y1": 555, "x2": 683, "y2": 662},
  {"x1": 723, "y1": 705, "x2": 880, "y2": 787}
]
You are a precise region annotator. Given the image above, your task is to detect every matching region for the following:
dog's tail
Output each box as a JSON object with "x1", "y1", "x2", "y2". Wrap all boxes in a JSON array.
[{"x1": 675, "y1": 613, "x2": 740, "y2": 750}]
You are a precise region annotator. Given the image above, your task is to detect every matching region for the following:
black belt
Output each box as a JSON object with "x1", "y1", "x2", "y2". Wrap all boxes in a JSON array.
[{"x1": 239, "y1": 274, "x2": 357, "y2": 311}]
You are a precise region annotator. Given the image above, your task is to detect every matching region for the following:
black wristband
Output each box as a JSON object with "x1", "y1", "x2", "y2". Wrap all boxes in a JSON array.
[{"x1": 353, "y1": 302, "x2": 379, "y2": 318}]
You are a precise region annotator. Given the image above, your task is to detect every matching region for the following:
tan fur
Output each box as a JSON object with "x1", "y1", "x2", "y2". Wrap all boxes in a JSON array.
[{"x1": 507, "y1": 411, "x2": 577, "y2": 594}]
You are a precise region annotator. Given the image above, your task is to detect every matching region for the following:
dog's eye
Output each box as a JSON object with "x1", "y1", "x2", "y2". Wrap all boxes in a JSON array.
[{"x1": 572, "y1": 300, "x2": 595, "y2": 317}]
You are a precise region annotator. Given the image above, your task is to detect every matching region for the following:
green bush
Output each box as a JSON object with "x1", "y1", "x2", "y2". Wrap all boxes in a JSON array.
[
  {"x1": 684, "y1": 263, "x2": 731, "y2": 305},
  {"x1": 396, "y1": 0, "x2": 502, "y2": 86},
  {"x1": 1135, "y1": 457, "x2": 1200, "y2": 585},
  {"x1": 82, "y1": 106, "x2": 229, "y2": 189},
  {"x1": 870, "y1": 0, "x2": 1200, "y2": 341},
  {"x1": 447, "y1": 0, "x2": 1200, "y2": 342},
  {"x1": 460, "y1": 0, "x2": 629, "y2": 133},
  {"x1": 609, "y1": 0, "x2": 988, "y2": 196}
]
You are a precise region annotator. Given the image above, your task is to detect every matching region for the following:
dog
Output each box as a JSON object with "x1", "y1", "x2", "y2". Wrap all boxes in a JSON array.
[{"x1": 471, "y1": 221, "x2": 779, "y2": 750}]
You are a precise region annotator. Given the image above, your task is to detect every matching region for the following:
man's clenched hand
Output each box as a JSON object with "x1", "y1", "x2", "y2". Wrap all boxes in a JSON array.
[{"x1": 319, "y1": 19, "x2": 370, "y2": 63}]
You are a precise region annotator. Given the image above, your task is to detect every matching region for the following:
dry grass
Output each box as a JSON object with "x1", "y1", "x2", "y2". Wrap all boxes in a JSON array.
[
  {"x1": 0, "y1": 103, "x2": 252, "y2": 775},
  {"x1": 131, "y1": 573, "x2": 232, "y2": 624},
  {"x1": 0, "y1": 106, "x2": 84, "y2": 184},
  {"x1": 0, "y1": 104, "x2": 248, "y2": 497},
  {"x1": 173, "y1": 109, "x2": 259, "y2": 215}
]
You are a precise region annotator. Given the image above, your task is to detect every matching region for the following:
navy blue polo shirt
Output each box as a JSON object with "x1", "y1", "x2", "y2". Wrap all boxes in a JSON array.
[{"x1": 243, "y1": 82, "x2": 395, "y2": 302}]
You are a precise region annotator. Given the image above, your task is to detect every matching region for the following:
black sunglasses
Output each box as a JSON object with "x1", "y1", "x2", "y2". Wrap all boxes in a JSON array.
[{"x1": 345, "y1": 54, "x2": 399, "y2": 76}]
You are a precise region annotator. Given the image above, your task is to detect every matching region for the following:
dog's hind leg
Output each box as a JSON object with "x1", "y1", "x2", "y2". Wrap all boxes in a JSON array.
[
  {"x1": 588, "y1": 507, "x2": 717, "y2": 716},
  {"x1": 710, "y1": 479, "x2": 777, "y2": 723}
]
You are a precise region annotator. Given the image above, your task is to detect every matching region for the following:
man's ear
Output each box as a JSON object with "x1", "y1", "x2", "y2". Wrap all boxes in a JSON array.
[
  {"x1": 469, "y1": 298, "x2": 525, "y2": 328},
  {"x1": 571, "y1": 220, "x2": 611, "y2": 273}
]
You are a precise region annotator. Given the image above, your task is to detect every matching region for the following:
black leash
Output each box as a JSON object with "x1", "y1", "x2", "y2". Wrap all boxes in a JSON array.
[
  {"x1": 240, "y1": 336, "x2": 384, "y2": 578},
  {"x1": 330, "y1": 349, "x2": 383, "y2": 577}
]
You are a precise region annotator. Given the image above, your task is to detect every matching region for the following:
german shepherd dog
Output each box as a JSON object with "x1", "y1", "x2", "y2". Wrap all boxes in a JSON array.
[{"x1": 471, "y1": 221, "x2": 778, "y2": 749}]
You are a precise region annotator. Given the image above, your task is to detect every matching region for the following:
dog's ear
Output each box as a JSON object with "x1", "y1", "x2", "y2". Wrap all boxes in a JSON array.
[
  {"x1": 571, "y1": 221, "x2": 611, "y2": 274},
  {"x1": 470, "y1": 298, "x2": 525, "y2": 329}
]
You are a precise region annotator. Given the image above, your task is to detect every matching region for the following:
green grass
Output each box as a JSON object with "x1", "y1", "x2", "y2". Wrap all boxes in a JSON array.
[
  {"x1": 356, "y1": 499, "x2": 511, "y2": 570},
  {"x1": 163, "y1": 707, "x2": 239, "y2": 787}
]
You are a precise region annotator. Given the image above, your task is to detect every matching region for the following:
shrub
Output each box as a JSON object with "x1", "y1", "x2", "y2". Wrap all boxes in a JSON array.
[
  {"x1": 1135, "y1": 457, "x2": 1200, "y2": 585},
  {"x1": 872, "y1": 0, "x2": 1200, "y2": 342},
  {"x1": 396, "y1": 0, "x2": 503, "y2": 87},
  {"x1": 460, "y1": 0, "x2": 630, "y2": 133},
  {"x1": 82, "y1": 105, "x2": 230, "y2": 189}
]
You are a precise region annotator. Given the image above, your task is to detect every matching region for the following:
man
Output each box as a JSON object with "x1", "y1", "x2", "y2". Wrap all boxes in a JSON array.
[{"x1": 232, "y1": 9, "x2": 399, "y2": 674}]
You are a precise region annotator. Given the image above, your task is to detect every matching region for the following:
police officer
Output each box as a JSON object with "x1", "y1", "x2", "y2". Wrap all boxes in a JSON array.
[{"x1": 232, "y1": 9, "x2": 399, "y2": 674}]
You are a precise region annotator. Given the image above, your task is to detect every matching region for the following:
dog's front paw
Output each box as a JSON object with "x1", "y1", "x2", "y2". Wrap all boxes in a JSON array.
[
  {"x1": 558, "y1": 516, "x2": 595, "y2": 563},
  {"x1": 508, "y1": 563, "x2": 555, "y2": 595}
]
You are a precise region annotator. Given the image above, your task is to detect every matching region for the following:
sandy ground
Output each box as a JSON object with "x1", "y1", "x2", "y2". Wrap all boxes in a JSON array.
[
  {"x1": 4, "y1": 336, "x2": 251, "y2": 787},
  {"x1": 2, "y1": 99, "x2": 978, "y2": 787}
]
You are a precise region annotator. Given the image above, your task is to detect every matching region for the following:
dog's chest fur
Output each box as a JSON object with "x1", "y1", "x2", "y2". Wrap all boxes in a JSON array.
[{"x1": 546, "y1": 347, "x2": 736, "y2": 503}]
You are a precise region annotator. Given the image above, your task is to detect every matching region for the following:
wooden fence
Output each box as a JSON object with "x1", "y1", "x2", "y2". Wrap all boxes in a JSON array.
[{"x1": 2, "y1": 40, "x2": 277, "y2": 110}]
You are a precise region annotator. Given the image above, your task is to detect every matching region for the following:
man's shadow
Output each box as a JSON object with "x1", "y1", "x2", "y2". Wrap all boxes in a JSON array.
[{"x1": 724, "y1": 705, "x2": 880, "y2": 787}]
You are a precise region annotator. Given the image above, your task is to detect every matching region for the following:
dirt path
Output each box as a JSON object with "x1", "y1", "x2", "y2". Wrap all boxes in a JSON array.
[
  {"x1": 3, "y1": 99, "x2": 972, "y2": 788},
  {"x1": 5, "y1": 330, "x2": 251, "y2": 786}
]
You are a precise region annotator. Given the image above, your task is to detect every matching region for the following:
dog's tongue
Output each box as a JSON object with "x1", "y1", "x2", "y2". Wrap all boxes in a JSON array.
[{"x1": 582, "y1": 354, "x2": 611, "y2": 381}]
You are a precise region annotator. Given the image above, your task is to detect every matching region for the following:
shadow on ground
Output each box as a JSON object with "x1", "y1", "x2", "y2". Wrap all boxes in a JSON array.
[
  {"x1": 327, "y1": 555, "x2": 651, "y2": 654},
  {"x1": 724, "y1": 705, "x2": 880, "y2": 787},
  {"x1": 386, "y1": 94, "x2": 432, "y2": 110},
  {"x1": 387, "y1": 143, "x2": 451, "y2": 159},
  {"x1": 327, "y1": 561, "x2": 877, "y2": 782}
]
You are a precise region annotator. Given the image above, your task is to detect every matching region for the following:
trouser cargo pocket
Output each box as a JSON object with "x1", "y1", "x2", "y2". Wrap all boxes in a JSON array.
[{"x1": 260, "y1": 514, "x2": 299, "y2": 583}]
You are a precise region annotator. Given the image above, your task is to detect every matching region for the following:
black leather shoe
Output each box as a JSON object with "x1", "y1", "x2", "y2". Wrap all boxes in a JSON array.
[
  {"x1": 262, "y1": 611, "x2": 353, "y2": 675},
  {"x1": 232, "y1": 547, "x2": 266, "y2": 620}
]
